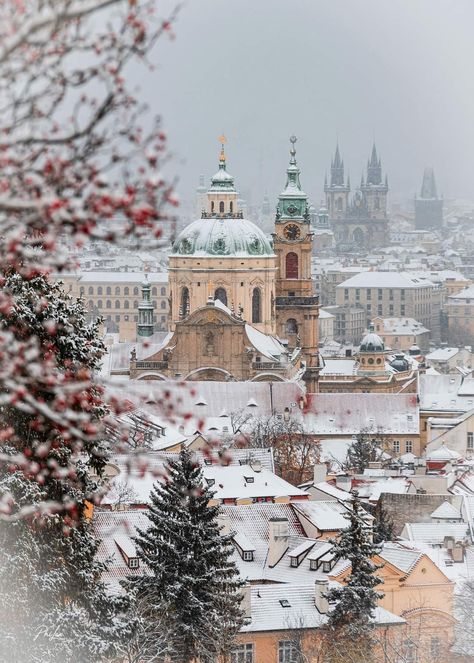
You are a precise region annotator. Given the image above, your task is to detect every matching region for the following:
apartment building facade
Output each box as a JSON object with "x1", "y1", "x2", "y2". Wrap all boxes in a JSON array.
[{"x1": 336, "y1": 272, "x2": 437, "y2": 334}]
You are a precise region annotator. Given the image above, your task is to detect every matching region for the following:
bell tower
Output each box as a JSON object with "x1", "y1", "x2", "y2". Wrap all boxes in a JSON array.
[{"x1": 273, "y1": 136, "x2": 320, "y2": 393}]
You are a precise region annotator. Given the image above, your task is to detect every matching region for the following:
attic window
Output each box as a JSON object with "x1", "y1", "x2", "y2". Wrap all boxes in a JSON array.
[
  {"x1": 279, "y1": 599, "x2": 291, "y2": 608},
  {"x1": 195, "y1": 400, "x2": 207, "y2": 406},
  {"x1": 204, "y1": 458, "x2": 212, "y2": 466},
  {"x1": 206, "y1": 478, "x2": 215, "y2": 487},
  {"x1": 128, "y1": 558, "x2": 139, "y2": 569},
  {"x1": 243, "y1": 551, "x2": 254, "y2": 562},
  {"x1": 290, "y1": 557, "x2": 298, "y2": 568},
  {"x1": 310, "y1": 559, "x2": 318, "y2": 571},
  {"x1": 244, "y1": 476, "x2": 255, "y2": 483}
]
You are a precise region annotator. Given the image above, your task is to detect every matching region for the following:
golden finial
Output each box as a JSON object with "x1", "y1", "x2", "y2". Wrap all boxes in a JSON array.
[{"x1": 218, "y1": 134, "x2": 227, "y2": 164}]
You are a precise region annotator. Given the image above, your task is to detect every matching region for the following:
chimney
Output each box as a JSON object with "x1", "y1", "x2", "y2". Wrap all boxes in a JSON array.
[
  {"x1": 313, "y1": 463, "x2": 327, "y2": 485},
  {"x1": 250, "y1": 459, "x2": 262, "y2": 473},
  {"x1": 444, "y1": 535, "x2": 454, "y2": 551},
  {"x1": 314, "y1": 578, "x2": 329, "y2": 614},
  {"x1": 268, "y1": 517, "x2": 289, "y2": 567},
  {"x1": 451, "y1": 542, "x2": 465, "y2": 563},
  {"x1": 335, "y1": 475, "x2": 352, "y2": 492},
  {"x1": 240, "y1": 584, "x2": 252, "y2": 621},
  {"x1": 217, "y1": 512, "x2": 231, "y2": 536}
]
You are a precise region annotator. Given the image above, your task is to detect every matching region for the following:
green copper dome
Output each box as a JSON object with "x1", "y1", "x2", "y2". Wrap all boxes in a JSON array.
[
  {"x1": 171, "y1": 217, "x2": 274, "y2": 257},
  {"x1": 359, "y1": 324, "x2": 385, "y2": 352}
]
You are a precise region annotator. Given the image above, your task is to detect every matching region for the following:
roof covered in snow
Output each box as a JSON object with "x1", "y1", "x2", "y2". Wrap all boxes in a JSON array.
[
  {"x1": 302, "y1": 393, "x2": 419, "y2": 435},
  {"x1": 337, "y1": 271, "x2": 434, "y2": 290},
  {"x1": 102, "y1": 457, "x2": 305, "y2": 505},
  {"x1": 240, "y1": 584, "x2": 404, "y2": 633},
  {"x1": 376, "y1": 317, "x2": 429, "y2": 336},
  {"x1": 430, "y1": 501, "x2": 462, "y2": 520},
  {"x1": 426, "y1": 347, "x2": 461, "y2": 362},
  {"x1": 419, "y1": 375, "x2": 474, "y2": 411},
  {"x1": 401, "y1": 522, "x2": 470, "y2": 545}
]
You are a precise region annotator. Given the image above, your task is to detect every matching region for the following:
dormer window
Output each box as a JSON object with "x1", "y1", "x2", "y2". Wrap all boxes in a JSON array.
[
  {"x1": 290, "y1": 557, "x2": 298, "y2": 568},
  {"x1": 244, "y1": 476, "x2": 255, "y2": 483},
  {"x1": 206, "y1": 478, "x2": 215, "y2": 487},
  {"x1": 279, "y1": 599, "x2": 291, "y2": 608},
  {"x1": 243, "y1": 551, "x2": 254, "y2": 562},
  {"x1": 128, "y1": 557, "x2": 140, "y2": 569},
  {"x1": 310, "y1": 559, "x2": 318, "y2": 571}
]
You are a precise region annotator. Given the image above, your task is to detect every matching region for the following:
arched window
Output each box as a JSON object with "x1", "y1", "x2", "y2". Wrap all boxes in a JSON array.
[
  {"x1": 106, "y1": 286, "x2": 111, "y2": 295},
  {"x1": 97, "y1": 300, "x2": 103, "y2": 308},
  {"x1": 374, "y1": 197, "x2": 380, "y2": 210},
  {"x1": 337, "y1": 198, "x2": 343, "y2": 212},
  {"x1": 286, "y1": 318, "x2": 298, "y2": 334},
  {"x1": 88, "y1": 286, "x2": 94, "y2": 295},
  {"x1": 106, "y1": 300, "x2": 111, "y2": 309},
  {"x1": 285, "y1": 252, "x2": 298, "y2": 279},
  {"x1": 133, "y1": 300, "x2": 138, "y2": 309},
  {"x1": 161, "y1": 301, "x2": 166, "y2": 309},
  {"x1": 133, "y1": 287, "x2": 139, "y2": 296},
  {"x1": 219, "y1": 201, "x2": 225, "y2": 213},
  {"x1": 180, "y1": 287, "x2": 190, "y2": 319},
  {"x1": 161, "y1": 287, "x2": 166, "y2": 296},
  {"x1": 115, "y1": 299, "x2": 120, "y2": 308},
  {"x1": 214, "y1": 287, "x2": 227, "y2": 306},
  {"x1": 152, "y1": 287, "x2": 157, "y2": 296},
  {"x1": 97, "y1": 287, "x2": 103, "y2": 295},
  {"x1": 124, "y1": 287, "x2": 129, "y2": 296},
  {"x1": 124, "y1": 300, "x2": 130, "y2": 309},
  {"x1": 252, "y1": 288, "x2": 261, "y2": 324},
  {"x1": 211, "y1": 201, "x2": 215, "y2": 214},
  {"x1": 88, "y1": 300, "x2": 94, "y2": 310},
  {"x1": 230, "y1": 201, "x2": 233, "y2": 214},
  {"x1": 115, "y1": 286, "x2": 120, "y2": 295}
]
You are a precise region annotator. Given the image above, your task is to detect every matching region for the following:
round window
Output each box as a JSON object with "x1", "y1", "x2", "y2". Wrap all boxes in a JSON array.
[{"x1": 368, "y1": 358, "x2": 374, "y2": 365}]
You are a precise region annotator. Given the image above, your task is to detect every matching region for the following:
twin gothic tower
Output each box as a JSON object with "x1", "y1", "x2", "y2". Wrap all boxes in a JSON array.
[{"x1": 133, "y1": 137, "x2": 320, "y2": 392}]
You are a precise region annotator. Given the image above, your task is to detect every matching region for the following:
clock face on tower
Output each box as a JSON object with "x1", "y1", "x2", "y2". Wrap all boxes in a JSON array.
[{"x1": 284, "y1": 224, "x2": 301, "y2": 240}]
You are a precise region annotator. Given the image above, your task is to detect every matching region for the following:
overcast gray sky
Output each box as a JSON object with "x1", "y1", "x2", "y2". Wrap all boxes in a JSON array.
[{"x1": 139, "y1": 0, "x2": 474, "y2": 214}]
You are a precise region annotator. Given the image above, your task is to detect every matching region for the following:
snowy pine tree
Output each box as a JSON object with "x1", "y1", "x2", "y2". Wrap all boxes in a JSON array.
[
  {"x1": 129, "y1": 448, "x2": 243, "y2": 663},
  {"x1": 345, "y1": 428, "x2": 380, "y2": 473},
  {"x1": 0, "y1": 272, "x2": 129, "y2": 662},
  {"x1": 326, "y1": 493, "x2": 384, "y2": 660}
]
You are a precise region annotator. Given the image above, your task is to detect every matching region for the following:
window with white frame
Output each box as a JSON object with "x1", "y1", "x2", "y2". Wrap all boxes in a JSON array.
[
  {"x1": 405, "y1": 440, "x2": 413, "y2": 453},
  {"x1": 467, "y1": 432, "x2": 473, "y2": 451},
  {"x1": 231, "y1": 643, "x2": 254, "y2": 663},
  {"x1": 278, "y1": 640, "x2": 301, "y2": 663},
  {"x1": 393, "y1": 440, "x2": 400, "y2": 454}
]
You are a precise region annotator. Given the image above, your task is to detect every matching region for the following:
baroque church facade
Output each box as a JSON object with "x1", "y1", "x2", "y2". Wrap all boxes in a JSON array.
[
  {"x1": 130, "y1": 138, "x2": 320, "y2": 392},
  {"x1": 324, "y1": 143, "x2": 389, "y2": 251}
]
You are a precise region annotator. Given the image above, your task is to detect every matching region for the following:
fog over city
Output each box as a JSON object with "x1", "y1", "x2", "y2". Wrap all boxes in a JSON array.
[{"x1": 142, "y1": 0, "x2": 474, "y2": 211}]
